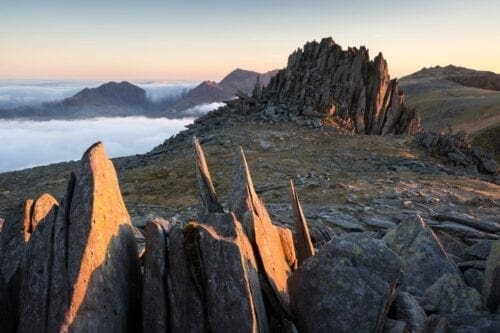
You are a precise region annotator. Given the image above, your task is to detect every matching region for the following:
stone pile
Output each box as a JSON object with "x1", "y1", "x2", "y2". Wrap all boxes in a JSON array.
[
  {"x1": 415, "y1": 130, "x2": 498, "y2": 174},
  {"x1": 0, "y1": 141, "x2": 499, "y2": 332}
]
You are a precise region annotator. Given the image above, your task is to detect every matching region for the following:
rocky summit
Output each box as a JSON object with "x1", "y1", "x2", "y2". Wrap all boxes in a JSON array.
[{"x1": 0, "y1": 37, "x2": 499, "y2": 332}]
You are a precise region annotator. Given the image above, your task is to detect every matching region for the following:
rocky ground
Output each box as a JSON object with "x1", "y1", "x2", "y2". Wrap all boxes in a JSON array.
[
  {"x1": 0, "y1": 120, "x2": 499, "y2": 331},
  {"x1": 1, "y1": 121, "x2": 498, "y2": 232}
]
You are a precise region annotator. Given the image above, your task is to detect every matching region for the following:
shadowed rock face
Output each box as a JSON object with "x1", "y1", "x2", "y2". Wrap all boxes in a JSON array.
[
  {"x1": 263, "y1": 37, "x2": 421, "y2": 135},
  {"x1": 142, "y1": 218, "x2": 170, "y2": 332},
  {"x1": 290, "y1": 180, "x2": 314, "y2": 265}
]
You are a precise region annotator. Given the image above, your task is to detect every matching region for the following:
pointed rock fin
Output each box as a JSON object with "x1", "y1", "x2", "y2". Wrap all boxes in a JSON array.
[
  {"x1": 194, "y1": 137, "x2": 223, "y2": 221},
  {"x1": 290, "y1": 180, "x2": 315, "y2": 265}
]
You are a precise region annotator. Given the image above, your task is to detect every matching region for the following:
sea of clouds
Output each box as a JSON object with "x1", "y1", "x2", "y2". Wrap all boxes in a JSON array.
[
  {"x1": 0, "y1": 117, "x2": 194, "y2": 172},
  {"x1": 0, "y1": 80, "x2": 199, "y2": 108},
  {"x1": 0, "y1": 80, "x2": 227, "y2": 172}
]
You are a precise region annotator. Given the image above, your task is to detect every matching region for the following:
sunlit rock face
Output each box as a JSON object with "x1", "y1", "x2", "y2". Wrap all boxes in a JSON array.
[
  {"x1": 262, "y1": 37, "x2": 421, "y2": 134},
  {"x1": 3, "y1": 142, "x2": 142, "y2": 332},
  {"x1": 54, "y1": 142, "x2": 142, "y2": 332}
]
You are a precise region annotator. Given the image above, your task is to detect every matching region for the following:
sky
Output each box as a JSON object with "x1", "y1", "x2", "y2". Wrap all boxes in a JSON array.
[{"x1": 1, "y1": 0, "x2": 499, "y2": 81}]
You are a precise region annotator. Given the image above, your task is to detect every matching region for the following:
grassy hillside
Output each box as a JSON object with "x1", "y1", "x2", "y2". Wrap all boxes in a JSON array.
[{"x1": 399, "y1": 66, "x2": 500, "y2": 136}]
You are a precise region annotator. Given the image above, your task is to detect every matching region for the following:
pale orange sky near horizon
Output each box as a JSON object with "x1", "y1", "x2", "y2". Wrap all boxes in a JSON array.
[{"x1": 1, "y1": 0, "x2": 499, "y2": 82}]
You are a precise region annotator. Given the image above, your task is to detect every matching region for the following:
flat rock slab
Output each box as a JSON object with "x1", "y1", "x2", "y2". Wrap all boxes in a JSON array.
[{"x1": 431, "y1": 222, "x2": 499, "y2": 240}]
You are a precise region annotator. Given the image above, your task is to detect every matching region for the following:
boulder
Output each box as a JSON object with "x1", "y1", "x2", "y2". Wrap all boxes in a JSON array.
[
  {"x1": 483, "y1": 240, "x2": 500, "y2": 312},
  {"x1": 465, "y1": 240, "x2": 493, "y2": 260},
  {"x1": 289, "y1": 233, "x2": 401, "y2": 332},
  {"x1": 392, "y1": 290, "x2": 427, "y2": 333},
  {"x1": 464, "y1": 268, "x2": 485, "y2": 293},
  {"x1": 422, "y1": 273, "x2": 482, "y2": 315},
  {"x1": 384, "y1": 215, "x2": 461, "y2": 296}
]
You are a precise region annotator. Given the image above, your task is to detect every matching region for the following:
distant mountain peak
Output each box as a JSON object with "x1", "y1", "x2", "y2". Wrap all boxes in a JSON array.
[
  {"x1": 65, "y1": 81, "x2": 147, "y2": 107},
  {"x1": 171, "y1": 68, "x2": 278, "y2": 112}
]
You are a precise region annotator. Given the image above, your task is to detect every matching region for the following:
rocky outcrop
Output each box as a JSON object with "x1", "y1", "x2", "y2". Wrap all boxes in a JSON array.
[
  {"x1": 2, "y1": 142, "x2": 142, "y2": 332},
  {"x1": 416, "y1": 130, "x2": 498, "y2": 174},
  {"x1": 151, "y1": 38, "x2": 423, "y2": 156},
  {"x1": 289, "y1": 233, "x2": 401, "y2": 332},
  {"x1": 257, "y1": 37, "x2": 421, "y2": 134},
  {"x1": 142, "y1": 142, "x2": 299, "y2": 331}
]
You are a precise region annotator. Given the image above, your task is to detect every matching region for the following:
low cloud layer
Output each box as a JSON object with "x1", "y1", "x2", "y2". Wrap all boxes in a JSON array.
[
  {"x1": 0, "y1": 80, "x2": 199, "y2": 108},
  {"x1": 0, "y1": 117, "x2": 193, "y2": 172},
  {"x1": 179, "y1": 102, "x2": 226, "y2": 116}
]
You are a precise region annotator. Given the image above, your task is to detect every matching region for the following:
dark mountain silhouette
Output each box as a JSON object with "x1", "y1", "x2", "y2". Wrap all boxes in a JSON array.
[{"x1": 63, "y1": 81, "x2": 148, "y2": 108}]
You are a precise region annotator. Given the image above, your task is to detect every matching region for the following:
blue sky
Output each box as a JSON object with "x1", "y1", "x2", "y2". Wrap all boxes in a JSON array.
[{"x1": 1, "y1": 0, "x2": 499, "y2": 80}]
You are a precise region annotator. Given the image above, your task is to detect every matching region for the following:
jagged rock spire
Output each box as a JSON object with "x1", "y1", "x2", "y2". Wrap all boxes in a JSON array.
[
  {"x1": 194, "y1": 137, "x2": 223, "y2": 221},
  {"x1": 56, "y1": 142, "x2": 141, "y2": 331},
  {"x1": 227, "y1": 146, "x2": 295, "y2": 315},
  {"x1": 290, "y1": 180, "x2": 314, "y2": 265},
  {"x1": 264, "y1": 37, "x2": 421, "y2": 135},
  {"x1": 10, "y1": 142, "x2": 142, "y2": 332}
]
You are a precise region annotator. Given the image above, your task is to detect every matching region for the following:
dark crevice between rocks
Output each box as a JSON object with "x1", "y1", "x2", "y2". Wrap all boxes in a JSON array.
[{"x1": 182, "y1": 223, "x2": 211, "y2": 332}]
